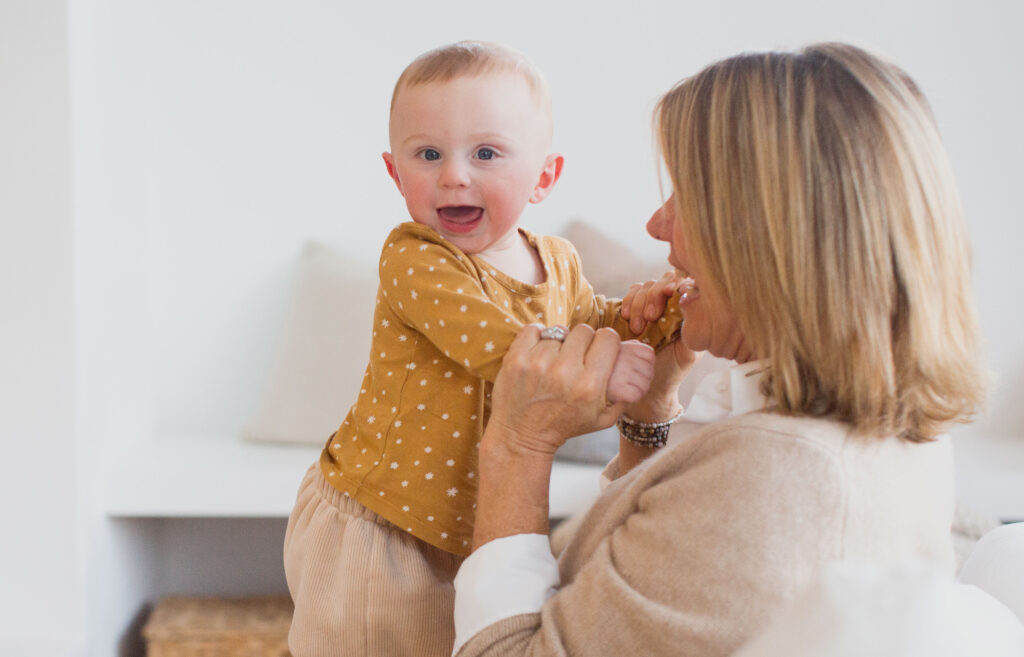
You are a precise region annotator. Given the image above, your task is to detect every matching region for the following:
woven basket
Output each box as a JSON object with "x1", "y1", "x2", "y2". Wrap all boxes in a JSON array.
[{"x1": 143, "y1": 595, "x2": 293, "y2": 657}]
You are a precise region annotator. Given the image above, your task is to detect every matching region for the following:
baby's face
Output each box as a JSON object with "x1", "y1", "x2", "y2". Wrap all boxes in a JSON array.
[{"x1": 384, "y1": 72, "x2": 555, "y2": 256}]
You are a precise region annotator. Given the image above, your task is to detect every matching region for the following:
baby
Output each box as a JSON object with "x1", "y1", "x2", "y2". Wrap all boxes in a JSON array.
[{"x1": 283, "y1": 41, "x2": 683, "y2": 657}]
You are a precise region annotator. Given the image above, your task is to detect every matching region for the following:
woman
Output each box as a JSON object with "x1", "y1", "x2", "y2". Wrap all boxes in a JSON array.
[{"x1": 451, "y1": 43, "x2": 986, "y2": 656}]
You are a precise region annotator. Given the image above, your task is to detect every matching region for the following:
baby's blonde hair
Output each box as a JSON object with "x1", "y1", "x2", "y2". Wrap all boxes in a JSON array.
[
  {"x1": 390, "y1": 40, "x2": 551, "y2": 121},
  {"x1": 656, "y1": 42, "x2": 986, "y2": 442}
]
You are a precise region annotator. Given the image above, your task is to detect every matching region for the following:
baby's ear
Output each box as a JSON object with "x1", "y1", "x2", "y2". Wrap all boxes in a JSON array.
[
  {"x1": 529, "y1": 153, "x2": 564, "y2": 204},
  {"x1": 382, "y1": 152, "x2": 404, "y2": 195}
]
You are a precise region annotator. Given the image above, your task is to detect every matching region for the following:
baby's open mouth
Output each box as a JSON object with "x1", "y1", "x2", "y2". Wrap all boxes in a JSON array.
[{"x1": 438, "y1": 206, "x2": 484, "y2": 233}]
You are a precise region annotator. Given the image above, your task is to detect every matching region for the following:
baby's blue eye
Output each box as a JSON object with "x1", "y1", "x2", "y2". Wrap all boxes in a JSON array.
[
  {"x1": 422, "y1": 149, "x2": 440, "y2": 161},
  {"x1": 476, "y1": 148, "x2": 495, "y2": 160}
]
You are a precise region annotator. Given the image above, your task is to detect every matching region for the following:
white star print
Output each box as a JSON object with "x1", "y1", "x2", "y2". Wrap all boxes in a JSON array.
[
  {"x1": 425, "y1": 472, "x2": 434, "y2": 480},
  {"x1": 485, "y1": 342, "x2": 494, "y2": 352},
  {"x1": 410, "y1": 289, "x2": 418, "y2": 299},
  {"x1": 446, "y1": 488, "x2": 458, "y2": 497},
  {"x1": 463, "y1": 386, "x2": 473, "y2": 394},
  {"x1": 460, "y1": 334, "x2": 468, "y2": 343},
  {"x1": 381, "y1": 319, "x2": 389, "y2": 328},
  {"x1": 390, "y1": 462, "x2": 399, "y2": 469}
]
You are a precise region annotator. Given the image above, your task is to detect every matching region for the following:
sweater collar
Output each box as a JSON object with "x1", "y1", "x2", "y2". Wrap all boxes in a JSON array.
[{"x1": 669, "y1": 360, "x2": 769, "y2": 446}]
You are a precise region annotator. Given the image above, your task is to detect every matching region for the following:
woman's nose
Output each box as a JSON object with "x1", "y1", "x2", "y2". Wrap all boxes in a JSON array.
[
  {"x1": 439, "y1": 159, "x2": 470, "y2": 188},
  {"x1": 647, "y1": 202, "x2": 670, "y2": 241}
]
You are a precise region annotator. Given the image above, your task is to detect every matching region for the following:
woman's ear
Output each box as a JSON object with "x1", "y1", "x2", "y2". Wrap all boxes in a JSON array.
[
  {"x1": 382, "y1": 152, "x2": 404, "y2": 195},
  {"x1": 529, "y1": 153, "x2": 564, "y2": 204}
]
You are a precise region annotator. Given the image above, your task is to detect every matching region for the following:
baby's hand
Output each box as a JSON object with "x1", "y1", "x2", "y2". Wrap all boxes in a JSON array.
[
  {"x1": 620, "y1": 271, "x2": 686, "y2": 335},
  {"x1": 606, "y1": 340, "x2": 656, "y2": 404}
]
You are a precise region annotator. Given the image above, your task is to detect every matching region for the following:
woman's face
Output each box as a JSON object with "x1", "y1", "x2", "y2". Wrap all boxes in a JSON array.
[{"x1": 647, "y1": 196, "x2": 751, "y2": 361}]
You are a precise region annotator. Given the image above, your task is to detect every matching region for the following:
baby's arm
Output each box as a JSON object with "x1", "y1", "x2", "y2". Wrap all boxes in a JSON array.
[
  {"x1": 571, "y1": 266, "x2": 686, "y2": 350},
  {"x1": 620, "y1": 271, "x2": 688, "y2": 335}
]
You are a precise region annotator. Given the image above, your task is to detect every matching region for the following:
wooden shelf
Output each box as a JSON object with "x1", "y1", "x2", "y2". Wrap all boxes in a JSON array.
[{"x1": 104, "y1": 434, "x2": 603, "y2": 519}]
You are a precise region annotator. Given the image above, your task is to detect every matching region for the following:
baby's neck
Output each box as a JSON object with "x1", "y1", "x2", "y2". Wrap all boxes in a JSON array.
[{"x1": 475, "y1": 229, "x2": 546, "y2": 285}]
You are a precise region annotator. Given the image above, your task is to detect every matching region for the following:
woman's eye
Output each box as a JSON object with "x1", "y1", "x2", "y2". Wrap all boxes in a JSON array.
[
  {"x1": 421, "y1": 149, "x2": 441, "y2": 161},
  {"x1": 476, "y1": 148, "x2": 496, "y2": 160}
]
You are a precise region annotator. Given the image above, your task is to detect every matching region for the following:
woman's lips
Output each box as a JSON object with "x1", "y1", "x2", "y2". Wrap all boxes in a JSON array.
[
  {"x1": 677, "y1": 277, "x2": 699, "y2": 306},
  {"x1": 438, "y1": 206, "x2": 483, "y2": 234}
]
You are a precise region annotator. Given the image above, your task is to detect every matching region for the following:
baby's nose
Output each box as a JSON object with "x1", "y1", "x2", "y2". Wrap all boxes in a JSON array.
[{"x1": 439, "y1": 159, "x2": 471, "y2": 188}]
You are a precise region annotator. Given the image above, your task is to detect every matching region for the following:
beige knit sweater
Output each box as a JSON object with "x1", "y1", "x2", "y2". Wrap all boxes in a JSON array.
[{"x1": 457, "y1": 412, "x2": 955, "y2": 656}]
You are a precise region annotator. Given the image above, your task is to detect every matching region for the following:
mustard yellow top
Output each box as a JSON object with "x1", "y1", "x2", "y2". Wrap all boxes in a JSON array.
[{"x1": 320, "y1": 222, "x2": 682, "y2": 555}]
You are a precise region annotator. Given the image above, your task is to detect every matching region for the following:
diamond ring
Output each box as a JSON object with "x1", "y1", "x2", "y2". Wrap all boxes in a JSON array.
[{"x1": 539, "y1": 326, "x2": 568, "y2": 342}]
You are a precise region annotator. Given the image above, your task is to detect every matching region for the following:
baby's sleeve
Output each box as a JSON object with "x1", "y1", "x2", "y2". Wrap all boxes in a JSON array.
[
  {"x1": 566, "y1": 247, "x2": 683, "y2": 350},
  {"x1": 379, "y1": 229, "x2": 525, "y2": 383}
]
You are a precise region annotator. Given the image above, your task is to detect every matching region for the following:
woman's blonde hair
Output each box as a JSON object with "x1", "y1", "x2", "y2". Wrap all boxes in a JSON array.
[{"x1": 656, "y1": 42, "x2": 986, "y2": 442}]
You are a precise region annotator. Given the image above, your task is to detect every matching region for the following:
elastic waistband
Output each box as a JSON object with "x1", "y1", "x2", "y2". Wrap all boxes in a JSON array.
[{"x1": 310, "y1": 465, "x2": 396, "y2": 528}]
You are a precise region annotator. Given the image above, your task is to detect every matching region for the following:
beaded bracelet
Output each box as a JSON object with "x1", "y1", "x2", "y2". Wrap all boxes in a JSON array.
[{"x1": 617, "y1": 409, "x2": 684, "y2": 448}]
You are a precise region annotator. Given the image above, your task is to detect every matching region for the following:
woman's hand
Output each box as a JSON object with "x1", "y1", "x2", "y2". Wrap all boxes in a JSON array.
[
  {"x1": 485, "y1": 324, "x2": 628, "y2": 459},
  {"x1": 473, "y1": 324, "x2": 631, "y2": 549},
  {"x1": 617, "y1": 336, "x2": 699, "y2": 474}
]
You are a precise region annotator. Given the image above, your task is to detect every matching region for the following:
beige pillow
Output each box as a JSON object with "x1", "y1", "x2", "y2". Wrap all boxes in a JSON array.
[
  {"x1": 242, "y1": 241, "x2": 376, "y2": 445},
  {"x1": 563, "y1": 219, "x2": 672, "y2": 297}
]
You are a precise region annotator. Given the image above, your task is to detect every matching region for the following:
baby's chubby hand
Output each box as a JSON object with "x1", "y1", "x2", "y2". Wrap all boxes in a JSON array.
[
  {"x1": 606, "y1": 340, "x2": 656, "y2": 404},
  {"x1": 620, "y1": 271, "x2": 689, "y2": 335}
]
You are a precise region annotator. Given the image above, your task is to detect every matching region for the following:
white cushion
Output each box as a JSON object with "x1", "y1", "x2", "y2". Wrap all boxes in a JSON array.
[
  {"x1": 242, "y1": 241, "x2": 376, "y2": 445},
  {"x1": 734, "y1": 560, "x2": 1024, "y2": 657},
  {"x1": 958, "y1": 522, "x2": 1024, "y2": 622}
]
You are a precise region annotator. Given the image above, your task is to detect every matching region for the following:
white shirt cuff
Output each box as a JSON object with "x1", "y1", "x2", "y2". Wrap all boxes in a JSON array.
[{"x1": 452, "y1": 533, "x2": 559, "y2": 655}]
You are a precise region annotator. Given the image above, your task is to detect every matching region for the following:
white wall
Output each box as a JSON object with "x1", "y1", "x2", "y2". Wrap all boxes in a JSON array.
[
  {"x1": 0, "y1": 1, "x2": 81, "y2": 653},
  {"x1": 1, "y1": 0, "x2": 1020, "y2": 655},
  {"x1": 70, "y1": 1, "x2": 1024, "y2": 446}
]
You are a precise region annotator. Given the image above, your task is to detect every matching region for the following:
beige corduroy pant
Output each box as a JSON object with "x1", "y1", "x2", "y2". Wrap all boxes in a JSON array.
[{"x1": 284, "y1": 466, "x2": 463, "y2": 657}]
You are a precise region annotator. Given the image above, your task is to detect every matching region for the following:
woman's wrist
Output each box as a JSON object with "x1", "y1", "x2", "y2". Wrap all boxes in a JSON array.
[
  {"x1": 618, "y1": 397, "x2": 684, "y2": 475},
  {"x1": 623, "y1": 397, "x2": 684, "y2": 424},
  {"x1": 472, "y1": 430, "x2": 555, "y2": 551}
]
